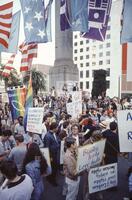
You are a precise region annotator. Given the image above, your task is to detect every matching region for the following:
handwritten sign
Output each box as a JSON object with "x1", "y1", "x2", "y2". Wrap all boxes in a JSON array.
[
  {"x1": 89, "y1": 163, "x2": 118, "y2": 193},
  {"x1": 27, "y1": 107, "x2": 44, "y2": 134},
  {"x1": 72, "y1": 91, "x2": 82, "y2": 102},
  {"x1": 66, "y1": 101, "x2": 82, "y2": 118},
  {"x1": 41, "y1": 148, "x2": 51, "y2": 168},
  {"x1": 117, "y1": 110, "x2": 132, "y2": 152},
  {"x1": 77, "y1": 139, "x2": 106, "y2": 173}
]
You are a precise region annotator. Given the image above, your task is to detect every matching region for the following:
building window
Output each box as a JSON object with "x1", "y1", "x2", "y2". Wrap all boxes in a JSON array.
[
  {"x1": 92, "y1": 45, "x2": 96, "y2": 51},
  {"x1": 99, "y1": 52, "x2": 103, "y2": 57},
  {"x1": 106, "y1": 43, "x2": 110, "y2": 48},
  {"x1": 106, "y1": 51, "x2": 110, "y2": 56},
  {"x1": 86, "y1": 81, "x2": 89, "y2": 89},
  {"x1": 92, "y1": 54, "x2": 96, "y2": 58},
  {"x1": 86, "y1": 70, "x2": 89, "y2": 78},
  {"x1": 74, "y1": 49, "x2": 77, "y2": 53},
  {"x1": 74, "y1": 57, "x2": 77, "y2": 61},
  {"x1": 86, "y1": 47, "x2": 89, "y2": 51},
  {"x1": 80, "y1": 71, "x2": 83, "y2": 78},
  {"x1": 106, "y1": 80, "x2": 110, "y2": 89},
  {"x1": 80, "y1": 48, "x2": 83, "y2": 52},
  {"x1": 86, "y1": 55, "x2": 89, "y2": 59},
  {"x1": 80, "y1": 41, "x2": 83, "y2": 45},
  {"x1": 80, "y1": 56, "x2": 83, "y2": 60},
  {"x1": 107, "y1": 25, "x2": 110, "y2": 30},
  {"x1": 74, "y1": 42, "x2": 77, "y2": 46},
  {"x1": 80, "y1": 82, "x2": 83, "y2": 89},
  {"x1": 106, "y1": 60, "x2": 110, "y2": 64},
  {"x1": 106, "y1": 68, "x2": 110, "y2": 76},
  {"x1": 86, "y1": 62, "x2": 89, "y2": 67},
  {"x1": 99, "y1": 44, "x2": 103, "y2": 49},
  {"x1": 106, "y1": 34, "x2": 111, "y2": 39},
  {"x1": 74, "y1": 35, "x2": 77, "y2": 39},
  {"x1": 86, "y1": 40, "x2": 89, "y2": 44},
  {"x1": 92, "y1": 62, "x2": 96, "y2": 66},
  {"x1": 99, "y1": 61, "x2": 103, "y2": 65},
  {"x1": 80, "y1": 63, "x2": 83, "y2": 67}
]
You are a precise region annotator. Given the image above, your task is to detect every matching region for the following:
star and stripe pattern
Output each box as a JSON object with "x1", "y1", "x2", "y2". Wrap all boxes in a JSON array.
[
  {"x1": 2, "y1": 54, "x2": 16, "y2": 77},
  {"x1": 20, "y1": 0, "x2": 48, "y2": 43},
  {"x1": 0, "y1": 1, "x2": 13, "y2": 48},
  {"x1": 19, "y1": 43, "x2": 38, "y2": 72}
]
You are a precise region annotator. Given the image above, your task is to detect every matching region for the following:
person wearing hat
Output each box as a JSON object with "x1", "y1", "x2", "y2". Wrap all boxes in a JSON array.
[
  {"x1": 63, "y1": 137, "x2": 80, "y2": 200},
  {"x1": 99, "y1": 121, "x2": 108, "y2": 132}
]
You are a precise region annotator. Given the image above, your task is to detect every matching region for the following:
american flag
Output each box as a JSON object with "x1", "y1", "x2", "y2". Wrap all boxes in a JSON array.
[
  {"x1": 19, "y1": 43, "x2": 38, "y2": 72},
  {"x1": 0, "y1": 2, "x2": 13, "y2": 48},
  {"x1": 2, "y1": 54, "x2": 15, "y2": 77}
]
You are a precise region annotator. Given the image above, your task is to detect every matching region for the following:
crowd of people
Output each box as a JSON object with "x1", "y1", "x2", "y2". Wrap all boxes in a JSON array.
[{"x1": 0, "y1": 92, "x2": 132, "y2": 200}]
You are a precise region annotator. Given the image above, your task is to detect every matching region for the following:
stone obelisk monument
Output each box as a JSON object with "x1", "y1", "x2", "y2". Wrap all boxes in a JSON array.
[{"x1": 49, "y1": 0, "x2": 79, "y2": 92}]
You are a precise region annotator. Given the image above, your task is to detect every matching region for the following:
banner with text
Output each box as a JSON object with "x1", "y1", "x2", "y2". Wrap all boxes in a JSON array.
[
  {"x1": 117, "y1": 110, "x2": 132, "y2": 152},
  {"x1": 89, "y1": 163, "x2": 117, "y2": 193},
  {"x1": 27, "y1": 107, "x2": 44, "y2": 134},
  {"x1": 77, "y1": 139, "x2": 106, "y2": 173}
]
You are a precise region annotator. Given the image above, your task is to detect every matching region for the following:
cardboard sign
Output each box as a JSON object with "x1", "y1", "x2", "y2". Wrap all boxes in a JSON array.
[
  {"x1": 77, "y1": 139, "x2": 106, "y2": 173},
  {"x1": 41, "y1": 148, "x2": 51, "y2": 167},
  {"x1": 117, "y1": 110, "x2": 132, "y2": 152},
  {"x1": 27, "y1": 107, "x2": 44, "y2": 134},
  {"x1": 89, "y1": 163, "x2": 118, "y2": 193}
]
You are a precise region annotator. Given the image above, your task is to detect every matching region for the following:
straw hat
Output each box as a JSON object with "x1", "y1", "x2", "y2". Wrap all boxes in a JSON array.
[{"x1": 99, "y1": 121, "x2": 107, "y2": 129}]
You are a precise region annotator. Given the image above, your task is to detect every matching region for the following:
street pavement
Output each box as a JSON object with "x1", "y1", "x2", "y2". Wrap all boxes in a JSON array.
[{"x1": 43, "y1": 156, "x2": 132, "y2": 200}]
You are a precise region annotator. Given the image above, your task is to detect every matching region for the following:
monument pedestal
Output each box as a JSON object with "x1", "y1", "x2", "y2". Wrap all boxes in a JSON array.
[
  {"x1": 49, "y1": 63, "x2": 78, "y2": 92},
  {"x1": 49, "y1": 0, "x2": 78, "y2": 92}
]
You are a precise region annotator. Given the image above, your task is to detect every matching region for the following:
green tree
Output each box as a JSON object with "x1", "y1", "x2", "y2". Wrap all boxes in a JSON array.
[
  {"x1": 0, "y1": 65, "x2": 22, "y2": 90},
  {"x1": 23, "y1": 68, "x2": 46, "y2": 95}
]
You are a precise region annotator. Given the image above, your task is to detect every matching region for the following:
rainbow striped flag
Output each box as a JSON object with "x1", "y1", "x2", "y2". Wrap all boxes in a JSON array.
[
  {"x1": 24, "y1": 75, "x2": 33, "y2": 131},
  {"x1": 7, "y1": 87, "x2": 26, "y2": 120}
]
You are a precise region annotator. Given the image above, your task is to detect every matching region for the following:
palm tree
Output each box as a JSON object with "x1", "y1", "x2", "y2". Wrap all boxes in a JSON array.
[{"x1": 23, "y1": 68, "x2": 46, "y2": 95}]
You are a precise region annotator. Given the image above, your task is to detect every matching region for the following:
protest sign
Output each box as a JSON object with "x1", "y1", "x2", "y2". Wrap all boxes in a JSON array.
[
  {"x1": 89, "y1": 163, "x2": 117, "y2": 193},
  {"x1": 66, "y1": 101, "x2": 82, "y2": 118},
  {"x1": 72, "y1": 91, "x2": 82, "y2": 102},
  {"x1": 60, "y1": 141, "x2": 65, "y2": 164},
  {"x1": 27, "y1": 107, "x2": 44, "y2": 134},
  {"x1": 66, "y1": 102, "x2": 74, "y2": 117},
  {"x1": 117, "y1": 110, "x2": 132, "y2": 152},
  {"x1": 41, "y1": 148, "x2": 51, "y2": 168},
  {"x1": 77, "y1": 139, "x2": 106, "y2": 173}
]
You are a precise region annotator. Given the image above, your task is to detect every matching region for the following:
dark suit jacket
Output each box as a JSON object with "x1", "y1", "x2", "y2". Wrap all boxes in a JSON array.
[{"x1": 44, "y1": 131, "x2": 60, "y2": 163}]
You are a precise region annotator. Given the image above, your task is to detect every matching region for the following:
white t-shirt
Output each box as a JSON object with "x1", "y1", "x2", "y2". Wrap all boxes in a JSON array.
[{"x1": 0, "y1": 175, "x2": 33, "y2": 200}]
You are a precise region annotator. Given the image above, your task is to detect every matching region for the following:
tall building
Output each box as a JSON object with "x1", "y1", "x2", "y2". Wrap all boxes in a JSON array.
[{"x1": 73, "y1": 0, "x2": 123, "y2": 98}]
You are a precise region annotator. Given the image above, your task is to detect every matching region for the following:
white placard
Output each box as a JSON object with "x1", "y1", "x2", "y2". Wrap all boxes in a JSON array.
[
  {"x1": 41, "y1": 148, "x2": 51, "y2": 168},
  {"x1": 72, "y1": 91, "x2": 82, "y2": 102},
  {"x1": 27, "y1": 107, "x2": 44, "y2": 134},
  {"x1": 117, "y1": 110, "x2": 132, "y2": 152},
  {"x1": 60, "y1": 141, "x2": 65, "y2": 164},
  {"x1": 66, "y1": 101, "x2": 82, "y2": 118},
  {"x1": 89, "y1": 163, "x2": 118, "y2": 193},
  {"x1": 77, "y1": 139, "x2": 106, "y2": 173}
]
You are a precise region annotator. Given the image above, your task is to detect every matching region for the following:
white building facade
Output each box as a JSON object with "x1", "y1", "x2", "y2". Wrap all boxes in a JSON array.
[{"x1": 73, "y1": 0, "x2": 123, "y2": 98}]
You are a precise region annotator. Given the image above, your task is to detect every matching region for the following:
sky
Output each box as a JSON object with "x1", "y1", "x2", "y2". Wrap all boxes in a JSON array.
[{"x1": 1, "y1": 0, "x2": 55, "y2": 71}]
